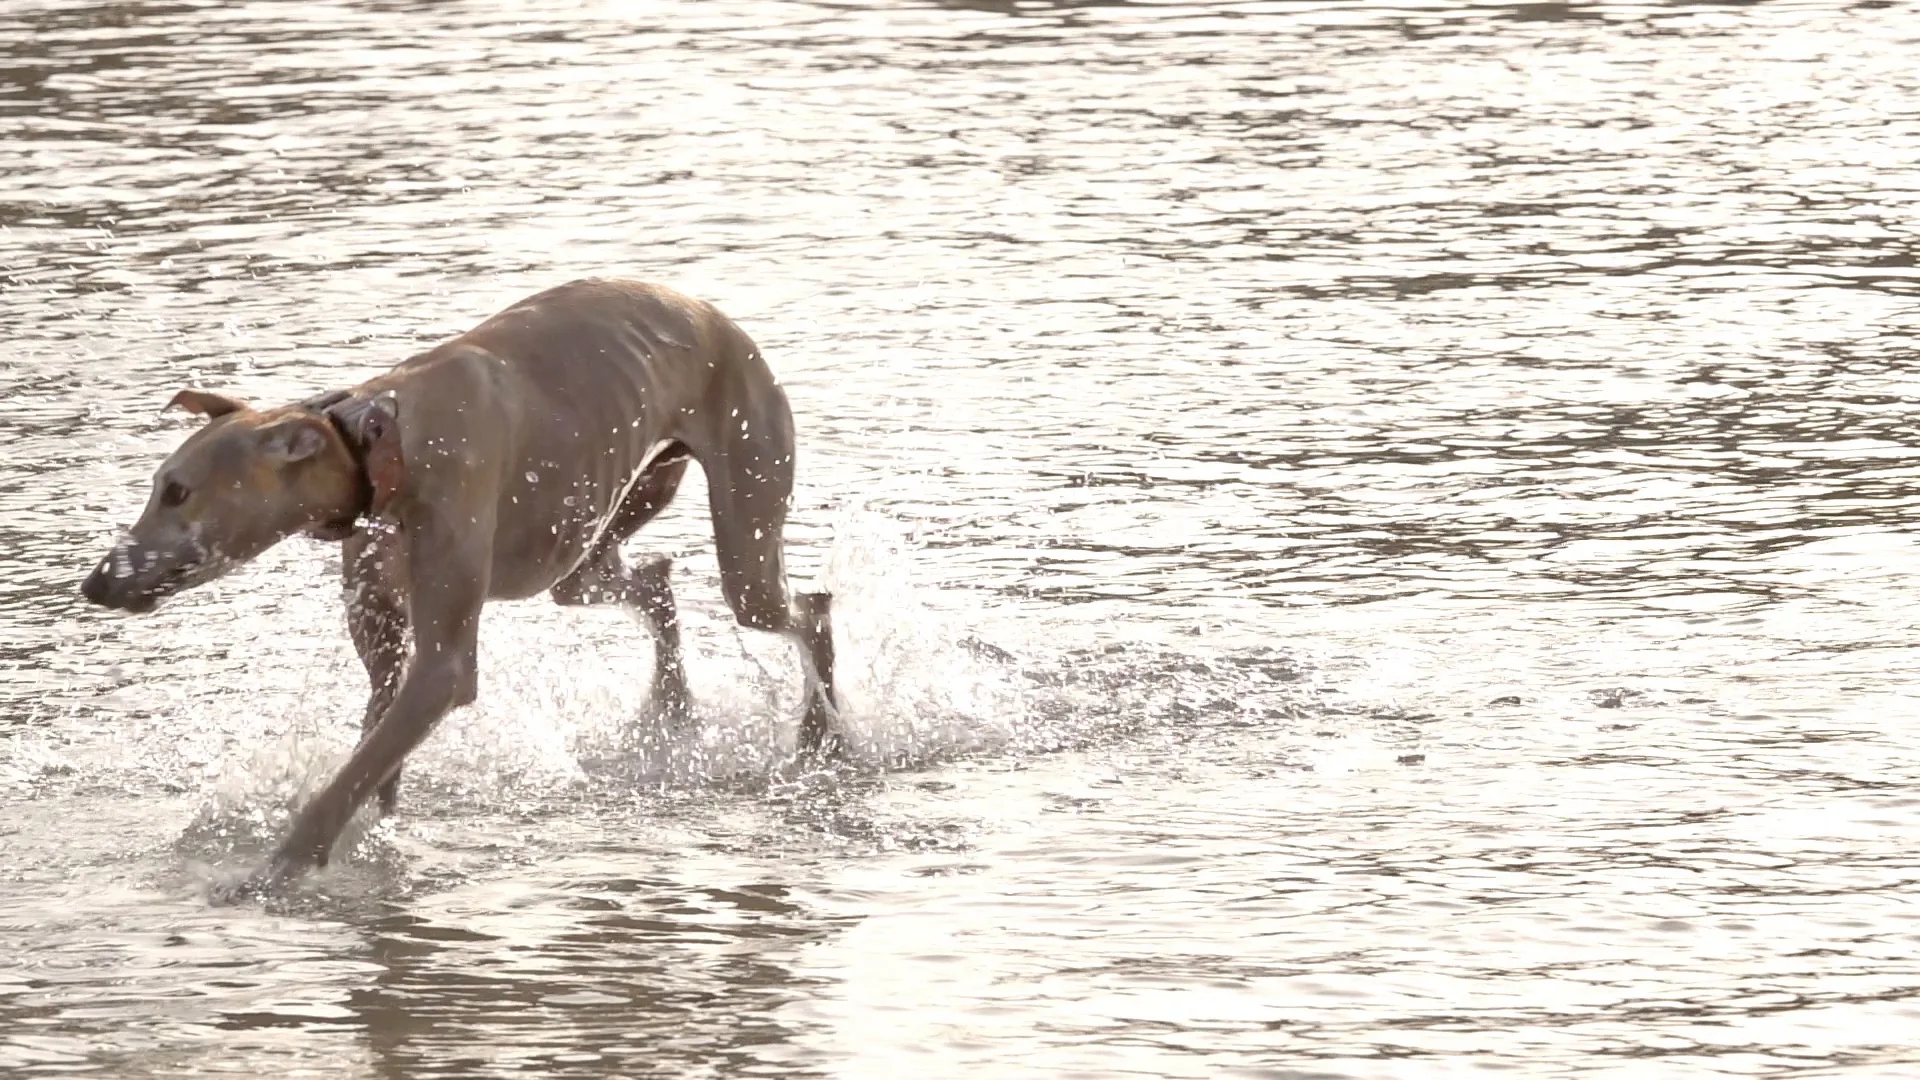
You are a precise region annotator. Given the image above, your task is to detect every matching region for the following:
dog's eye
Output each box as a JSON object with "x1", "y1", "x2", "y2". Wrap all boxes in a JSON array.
[{"x1": 160, "y1": 481, "x2": 190, "y2": 508}]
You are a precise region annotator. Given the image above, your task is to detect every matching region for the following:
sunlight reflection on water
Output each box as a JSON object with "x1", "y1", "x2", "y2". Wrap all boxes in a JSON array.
[{"x1": 6, "y1": 0, "x2": 1920, "y2": 1076}]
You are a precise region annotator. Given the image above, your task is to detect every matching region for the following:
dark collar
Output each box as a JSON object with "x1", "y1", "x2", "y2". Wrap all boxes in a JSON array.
[{"x1": 301, "y1": 390, "x2": 375, "y2": 542}]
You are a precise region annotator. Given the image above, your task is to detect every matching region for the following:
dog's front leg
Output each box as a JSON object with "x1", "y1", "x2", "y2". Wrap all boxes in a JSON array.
[
  {"x1": 344, "y1": 527, "x2": 409, "y2": 813},
  {"x1": 260, "y1": 520, "x2": 490, "y2": 888}
]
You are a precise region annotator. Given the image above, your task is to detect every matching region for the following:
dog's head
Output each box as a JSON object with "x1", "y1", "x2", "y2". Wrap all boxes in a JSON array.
[{"x1": 80, "y1": 389, "x2": 370, "y2": 613}]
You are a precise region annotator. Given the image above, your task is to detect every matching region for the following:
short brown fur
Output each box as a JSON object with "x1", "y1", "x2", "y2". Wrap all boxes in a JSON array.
[{"x1": 82, "y1": 278, "x2": 845, "y2": 896}]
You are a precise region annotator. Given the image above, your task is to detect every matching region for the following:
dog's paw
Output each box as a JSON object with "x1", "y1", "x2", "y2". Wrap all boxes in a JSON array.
[
  {"x1": 206, "y1": 869, "x2": 275, "y2": 907},
  {"x1": 207, "y1": 852, "x2": 314, "y2": 906},
  {"x1": 794, "y1": 723, "x2": 853, "y2": 776},
  {"x1": 794, "y1": 685, "x2": 851, "y2": 763}
]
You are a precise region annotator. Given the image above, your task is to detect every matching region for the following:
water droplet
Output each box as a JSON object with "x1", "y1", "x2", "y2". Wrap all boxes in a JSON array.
[{"x1": 525, "y1": 471, "x2": 539, "y2": 483}]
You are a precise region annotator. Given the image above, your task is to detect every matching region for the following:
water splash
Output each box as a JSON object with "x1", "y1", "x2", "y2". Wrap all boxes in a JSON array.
[
  {"x1": 162, "y1": 508, "x2": 1037, "y2": 885},
  {"x1": 818, "y1": 507, "x2": 1029, "y2": 769},
  {"x1": 173, "y1": 724, "x2": 404, "y2": 903}
]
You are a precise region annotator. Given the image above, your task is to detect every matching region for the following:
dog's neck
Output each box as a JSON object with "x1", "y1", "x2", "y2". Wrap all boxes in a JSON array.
[{"x1": 301, "y1": 390, "x2": 377, "y2": 542}]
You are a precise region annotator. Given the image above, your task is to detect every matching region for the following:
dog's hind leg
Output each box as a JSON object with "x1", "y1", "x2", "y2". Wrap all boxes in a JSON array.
[
  {"x1": 694, "y1": 387, "x2": 844, "y2": 762},
  {"x1": 552, "y1": 455, "x2": 693, "y2": 721}
]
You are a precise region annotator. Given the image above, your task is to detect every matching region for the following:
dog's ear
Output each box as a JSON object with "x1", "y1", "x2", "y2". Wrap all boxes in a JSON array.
[
  {"x1": 165, "y1": 389, "x2": 249, "y2": 418},
  {"x1": 324, "y1": 394, "x2": 405, "y2": 514},
  {"x1": 261, "y1": 416, "x2": 332, "y2": 463}
]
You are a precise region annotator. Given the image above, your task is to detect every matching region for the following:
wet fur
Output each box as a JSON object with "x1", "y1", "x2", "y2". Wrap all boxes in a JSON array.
[{"x1": 81, "y1": 278, "x2": 846, "y2": 897}]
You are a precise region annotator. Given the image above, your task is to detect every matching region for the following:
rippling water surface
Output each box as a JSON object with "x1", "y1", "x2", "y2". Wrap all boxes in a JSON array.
[{"x1": 7, "y1": 0, "x2": 1920, "y2": 1075}]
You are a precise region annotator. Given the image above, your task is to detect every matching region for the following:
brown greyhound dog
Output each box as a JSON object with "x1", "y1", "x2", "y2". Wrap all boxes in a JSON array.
[{"x1": 80, "y1": 278, "x2": 843, "y2": 893}]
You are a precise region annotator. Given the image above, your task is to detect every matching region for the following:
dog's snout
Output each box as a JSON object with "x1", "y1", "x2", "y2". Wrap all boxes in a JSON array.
[
  {"x1": 81, "y1": 543, "x2": 159, "y2": 611},
  {"x1": 80, "y1": 558, "x2": 113, "y2": 605}
]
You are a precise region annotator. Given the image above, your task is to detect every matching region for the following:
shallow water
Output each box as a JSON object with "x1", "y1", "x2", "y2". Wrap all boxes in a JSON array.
[{"x1": 6, "y1": 0, "x2": 1920, "y2": 1075}]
